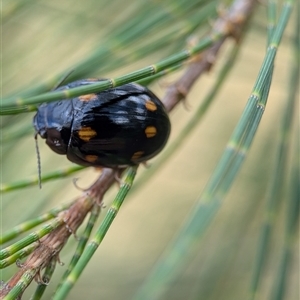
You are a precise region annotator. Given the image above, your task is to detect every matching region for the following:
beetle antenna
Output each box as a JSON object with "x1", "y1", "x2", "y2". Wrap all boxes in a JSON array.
[
  {"x1": 52, "y1": 69, "x2": 75, "y2": 90},
  {"x1": 34, "y1": 133, "x2": 42, "y2": 189}
]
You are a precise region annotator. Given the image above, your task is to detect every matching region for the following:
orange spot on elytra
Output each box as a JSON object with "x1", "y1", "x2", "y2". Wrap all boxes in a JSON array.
[
  {"x1": 78, "y1": 127, "x2": 97, "y2": 142},
  {"x1": 145, "y1": 99, "x2": 157, "y2": 111},
  {"x1": 131, "y1": 151, "x2": 144, "y2": 160},
  {"x1": 79, "y1": 93, "x2": 98, "y2": 101},
  {"x1": 85, "y1": 155, "x2": 98, "y2": 163},
  {"x1": 145, "y1": 126, "x2": 157, "y2": 138}
]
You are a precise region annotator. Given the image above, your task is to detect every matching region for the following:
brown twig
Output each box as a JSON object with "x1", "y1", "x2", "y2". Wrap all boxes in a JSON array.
[{"x1": 163, "y1": 0, "x2": 256, "y2": 111}]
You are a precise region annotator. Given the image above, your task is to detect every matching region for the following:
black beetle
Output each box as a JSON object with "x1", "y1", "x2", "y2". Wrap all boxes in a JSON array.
[{"x1": 33, "y1": 79, "x2": 171, "y2": 168}]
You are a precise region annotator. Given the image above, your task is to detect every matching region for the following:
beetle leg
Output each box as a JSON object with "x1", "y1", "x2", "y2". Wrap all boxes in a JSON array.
[{"x1": 113, "y1": 168, "x2": 125, "y2": 187}]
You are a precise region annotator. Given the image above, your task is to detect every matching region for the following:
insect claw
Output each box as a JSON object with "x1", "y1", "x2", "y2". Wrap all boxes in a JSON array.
[
  {"x1": 114, "y1": 169, "x2": 124, "y2": 187},
  {"x1": 63, "y1": 217, "x2": 78, "y2": 240},
  {"x1": 141, "y1": 161, "x2": 151, "y2": 168},
  {"x1": 72, "y1": 178, "x2": 87, "y2": 191},
  {"x1": 56, "y1": 255, "x2": 65, "y2": 266}
]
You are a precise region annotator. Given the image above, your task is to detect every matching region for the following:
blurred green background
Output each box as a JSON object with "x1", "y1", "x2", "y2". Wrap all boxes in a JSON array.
[{"x1": 1, "y1": 0, "x2": 298, "y2": 299}]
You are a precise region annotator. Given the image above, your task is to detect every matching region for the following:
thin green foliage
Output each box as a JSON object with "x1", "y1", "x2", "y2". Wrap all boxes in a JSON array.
[
  {"x1": 58, "y1": 204, "x2": 101, "y2": 286},
  {"x1": 0, "y1": 202, "x2": 73, "y2": 244},
  {"x1": 0, "y1": 165, "x2": 84, "y2": 193},
  {"x1": 270, "y1": 147, "x2": 300, "y2": 300},
  {"x1": 0, "y1": 219, "x2": 64, "y2": 261},
  {"x1": 2, "y1": 269, "x2": 37, "y2": 300},
  {"x1": 133, "y1": 1, "x2": 294, "y2": 299},
  {"x1": 1, "y1": 35, "x2": 216, "y2": 113},
  {"x1": 31, "y1": 257, "x2": 57, "y2": 300},
  {"x1": 5, "y1": 0, "x2": 217, "y2": 100},
  {"x1": 0, "y1": 244, "x2": 36, "y2": 268},
  {"x1": 250, "y1": 6, "x2": 299, "y2": 298}
]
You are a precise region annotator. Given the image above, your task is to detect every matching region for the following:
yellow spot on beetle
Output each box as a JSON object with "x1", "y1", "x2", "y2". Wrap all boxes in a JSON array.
[
  {"x1": 78, "y1": 127, "x2": 97, "y2": 142},
  {"x1": 85, "y1": 155, "x2": 98, "y2": 163},
  {"x1": 145, "y1": 99, "x2": 157, "y2": 111},
  {"x1": 145, "y1": 126, "x2": 157, "y2": 138},
  {"x1": 79, "y1": 93, "x2": 98, "y2": 102},
  {"x1": 131, "y1": 151, "x2": 144, "y2": 160}
]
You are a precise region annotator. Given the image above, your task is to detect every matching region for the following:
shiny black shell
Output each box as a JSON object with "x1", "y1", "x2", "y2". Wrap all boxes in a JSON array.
[{"x1": 33, "y1": 79, "x2": 171, "y2": 167}]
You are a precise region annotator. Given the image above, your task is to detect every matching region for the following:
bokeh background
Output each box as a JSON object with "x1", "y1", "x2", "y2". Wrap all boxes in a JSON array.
[{"x1": 1, "y1": 0, "x2": 298, "y2": 299}]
